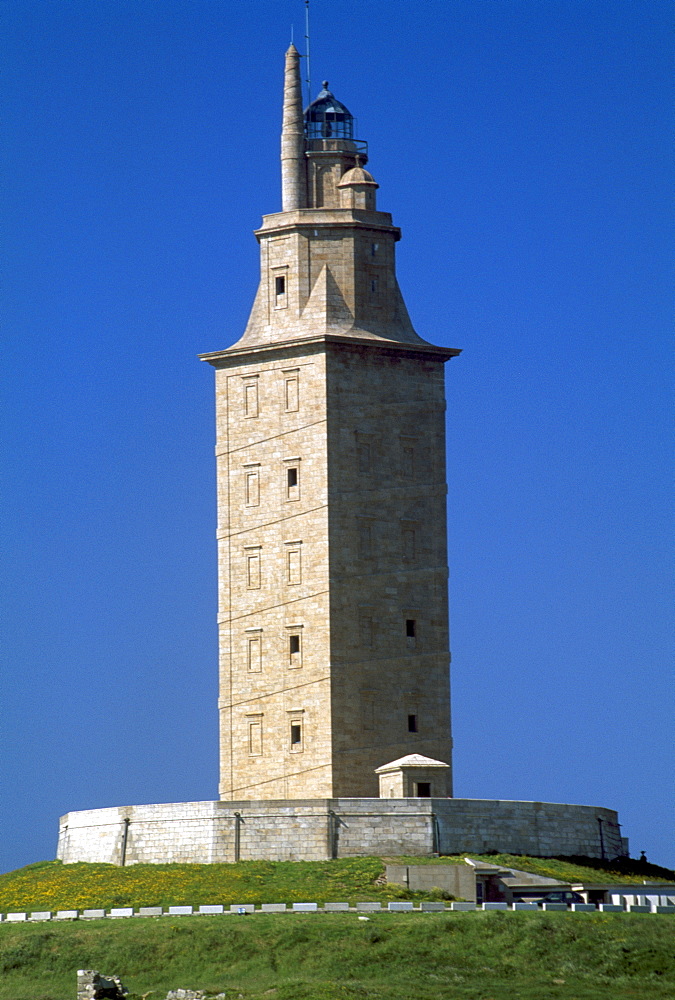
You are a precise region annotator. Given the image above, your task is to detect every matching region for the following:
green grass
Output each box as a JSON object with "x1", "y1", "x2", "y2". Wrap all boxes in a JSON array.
[
  {"x1": 1, "y1": 855, "x2": 672, "y2": 915},
  {"x1": 0, "y1": 859, "x2": 436, "y2": 913},
  {"x1": 0, "y1": 910, "x2": 673, "y2": 1000}
]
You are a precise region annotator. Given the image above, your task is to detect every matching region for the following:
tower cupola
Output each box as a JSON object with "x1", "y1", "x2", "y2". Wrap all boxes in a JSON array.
[
  {"x1": 303, "y1": 80, "x2": 368, "y2": 209},
  {"x1": 304, "y1": 82, "x2": 355, "y2": 140}
]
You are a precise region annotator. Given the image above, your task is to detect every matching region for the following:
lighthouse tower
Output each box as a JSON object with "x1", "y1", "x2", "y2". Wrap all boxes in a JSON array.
[
  {"x1": 201, "y1": 46, "x2": 459, "y2": 801},
  {"x1": 56, "y1": 47, "x2": 626, "y2": 867}
]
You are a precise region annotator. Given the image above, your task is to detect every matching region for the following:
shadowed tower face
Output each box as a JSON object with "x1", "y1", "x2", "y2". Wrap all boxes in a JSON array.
[{"x1": 201, "y1": 46, "x2": 459, "y2": 800}]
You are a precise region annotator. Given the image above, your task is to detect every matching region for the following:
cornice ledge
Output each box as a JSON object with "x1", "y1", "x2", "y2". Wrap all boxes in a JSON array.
[{"x1": 200, "y1": 334, "x2": 461, "y2": 367}]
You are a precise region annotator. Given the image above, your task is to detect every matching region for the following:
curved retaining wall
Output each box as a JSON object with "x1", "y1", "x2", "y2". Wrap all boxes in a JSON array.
[{"x1": 57, "y1": 797, "x2": 624, "y2": 864}]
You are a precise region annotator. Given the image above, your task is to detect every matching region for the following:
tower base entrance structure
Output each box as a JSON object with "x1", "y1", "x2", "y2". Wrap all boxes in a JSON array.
[{"x1": 57, "y1": 798, "x2": 625, "y2": 865}]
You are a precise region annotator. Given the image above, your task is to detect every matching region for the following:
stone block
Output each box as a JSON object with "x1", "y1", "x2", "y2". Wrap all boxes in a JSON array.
[
  {"x1": 230, "y1": 904, "x2": 255, "y2": 914},
  {"x1": 542, "y1": 903, "x2": 568, "y2": 911},
  {"x1": 512, "y1": 902, "x2": 538, "y2": 910},
  {"x1": 654, "y1": 905, "x2": 675, "y2": 914},
  {"x1": 82, "y1": 909, "x2": 106, "y2": 920},
  {"x1": 323, "y1": 902, "x2": 350, "y2": 911},
  {"x1": 261, "y1": 903, "x2": 287, "y2": 912},
  {"x1": 450, "y1": 902, "x2": 476, "y2": 911},
  {"x1": 628, "y1": 905, "x2": 651, "y2": 913},
  {"x1": 570, "y1": 904, "x2": 596, "y2": 912},
  {"x1": 55, "y1": 910, "x2": 78, "y2": 919},
  {"x1": 6, "y1": 912, "x2": 27, "y2": 921},
  {"x1": 356, "y1": 902, "x2": 381, "y2": 911},
  {"x1": 138, "y1": 906, "x2": 163, "y2": 916},
  {"x1": 30, "y1": 911, "x2": 53, "y2": 921},
  {"x1": 387, "y1": 901, "x2": 413, "y2": 911},
  {"x1": 482, "y1": 902, "x2": 508, "y2": 910},
  {"x1": 168, "y1": 906, "x2": 193, "y2": 916},
  {"x1": 198, "y1": 904, "x2": 225, "y2": 914},
  {"x1": 419, "y1": 902, "x2": 446, "y2": 912},
  {"x1": 109, "y1": 907, "x2": 134, "y2": 918},
  {"x1": 599, "y1": 904, "x2": 624, "y2": 913},
  {"x1": 292, "y1": 902, "x2": 318, "y2": 911}
]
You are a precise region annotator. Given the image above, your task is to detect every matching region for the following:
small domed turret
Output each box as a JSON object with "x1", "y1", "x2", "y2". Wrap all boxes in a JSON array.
[{"x1": 337, "y1": 157, "x2": 379, "y2": 210}]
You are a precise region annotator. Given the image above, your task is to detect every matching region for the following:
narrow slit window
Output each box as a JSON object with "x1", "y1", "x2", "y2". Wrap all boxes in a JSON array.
[
  {"x1": 406, "y1": 619, "x2": 416, "y2": 638},
  {"x1": 289, "y1": 633, "x2": 302, "y2": 668},
  {"x1": 358, "y1": 442, "x2": 371, "y2": 473},
  {"x1": 246, "y1": 552, "x2": 261, "y2": 590},
  {"x1": 290, "y1": 721, "x2": 303, "y2": 750},
  {"x1": 402, "y1": 445, "x2": 414, "y2": 478},
  {"x1": 247, "y1": 636, "x2": 262, "y2": 672},
  {"x1": 284, "y1": 375, "x2": 299, "y2": 411},
  {"x1": 244, "y1": 381, "x2": 259, "y2": 418},
  {"x1": 285, "y1": 464, "x2": 300, "y2": 500},
  {"x1": 408, "y1": 713, "x2": 418, "y2": 733},
  {"x1": 403, "y1": 528, "x2": 416, "y2": 560},
  {"x1": 275, "y1": 275, "x2": 285, "y2": 298},
  {"x1": 287, "y1": 547, "x2": 301, "y2": 584},
  {"x1": 248, "y1": 719, "x2": 263, "y2": 756},
  {"x1": 245, "y1": 470, "x2": 260, "y2": 507}
]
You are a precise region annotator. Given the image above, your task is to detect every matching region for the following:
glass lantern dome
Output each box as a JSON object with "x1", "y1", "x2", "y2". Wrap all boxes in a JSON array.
[{"x1": 304, "y1": 82, "x2": 354, "y2": 140}]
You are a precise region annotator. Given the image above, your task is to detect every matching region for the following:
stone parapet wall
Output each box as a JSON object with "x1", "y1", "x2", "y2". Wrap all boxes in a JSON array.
[
  {"x1": 434, "y1": 799, "x2": 624, "y2": 860},
  {"x1": 57, "y1": 797, "x2": 623, "y2": 865}
]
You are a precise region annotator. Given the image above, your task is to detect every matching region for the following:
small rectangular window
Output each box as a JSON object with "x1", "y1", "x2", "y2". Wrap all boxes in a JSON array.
[
  {"x1": 406, "y1": 619, "x2": 416, "y2": 638},
  {"x1": 244, "y1": 381, "x2": 259, "y2": 418},
  {"x1": 246, "y1": 552, "x2": 261, "y2": 590},
  {"x1": 287, "y1": 547, "x2": 301, "y2": 585},
  {"x1": 285, "y1": 462, "x2": 300, "y2": 500},
  {"x1": 408, "y1": 713, "x2": 418, "y2": 733},
  {"x1": 245, "y1": 469, "x2": 260, "y2": 507},
  {"x1": 371, "y1": 243, "x2": 379, "y2": 257},
  {"x1": 290, "y1": 720, "x2": 303, "y2": 750},
  {"x1": 284, "y1": 374, "x2": 299, "y2": 412},
  {"x1": 274, "y1": 272, "x2": 288, "y2": 309},
  {"x1": 416, "y1": 781, "x2": 431, "y2": 798},
  {"x1": 248, "y1": 719, "x2": 263, "y2": 756},
  {"x1": 361, "y1": 693, "x2": 375, "y2": 731},
  {"x1": 247, "y1": 636, "x2": 262, "y2": 672},
  {"x1": 370, "y1": 276, "x2": 379, "y2": 295},
  {"x1": 289, "y1": 634, "x2": 300, "y2": 655}
]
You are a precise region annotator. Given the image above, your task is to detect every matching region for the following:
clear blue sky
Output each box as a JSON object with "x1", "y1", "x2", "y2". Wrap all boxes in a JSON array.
[{"x1": 2, "y1": 0, "x2": 672, "y2": 873}]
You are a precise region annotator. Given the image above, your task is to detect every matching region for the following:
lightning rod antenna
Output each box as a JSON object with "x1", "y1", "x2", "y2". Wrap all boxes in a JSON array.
[{"x1": 304, "y1": 0, "x2": 312, "y2": 107}]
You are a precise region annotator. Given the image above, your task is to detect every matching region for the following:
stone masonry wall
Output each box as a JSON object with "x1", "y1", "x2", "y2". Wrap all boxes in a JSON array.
[{"x1": 58, "y1": 798, "x2": 623, "y2": 865}]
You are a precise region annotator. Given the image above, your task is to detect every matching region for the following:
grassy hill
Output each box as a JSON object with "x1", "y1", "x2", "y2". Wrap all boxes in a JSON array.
[
  {"x1": 1, "y1": 855, "x2": 672, "y2": 913},
  {"x1": 1, "y1": 909, "x2": 674, "y2": 1000}
]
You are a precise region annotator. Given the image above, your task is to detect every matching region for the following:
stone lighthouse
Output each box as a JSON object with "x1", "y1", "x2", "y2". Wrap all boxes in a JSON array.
[
  {"x1": 56, "y1": 47, "x2": 627, "y2": 865},
  {"x1": 200, "y1": 45, "x2": 459, "y2": 801}
]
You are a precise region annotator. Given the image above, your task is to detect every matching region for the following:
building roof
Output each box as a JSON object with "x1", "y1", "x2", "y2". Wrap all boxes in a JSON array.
[{"x1": 375, "y1": 754, "x2": 451, "y2": 773}]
